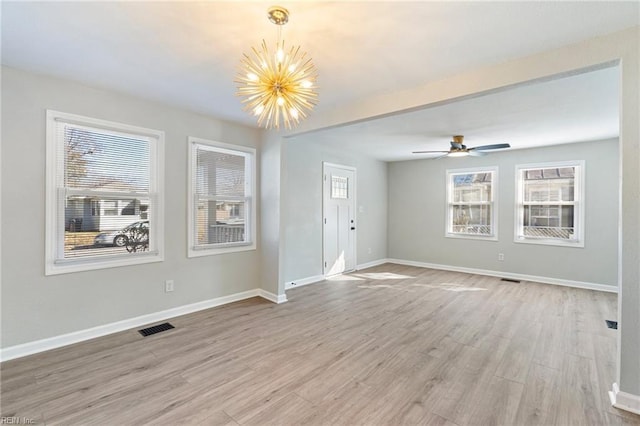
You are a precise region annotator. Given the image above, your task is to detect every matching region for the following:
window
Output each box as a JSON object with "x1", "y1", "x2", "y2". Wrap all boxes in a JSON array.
[
  {"x1": 331, "y1": 176, "x2": 348, "y2": 199},
  {"x1": 46, "y1": 110, "x2": 164, "y2": 275},
  {"x1": 188, "y1": 137, "x2": 256, "y2": 257},
  {"x1": 515, "y1": 161, "x2": 584, "y2": 247},
  {"x1": 446, "y1": 167, "x2": 497, "y2": 240}
]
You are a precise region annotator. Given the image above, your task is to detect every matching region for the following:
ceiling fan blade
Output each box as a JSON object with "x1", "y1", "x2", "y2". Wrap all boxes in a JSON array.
[
  {"x1": 468, "y1": 150, "x2": 487, "y2": 157},
  {"x1": 469, "y1": 143, "x2": 511, "y2": 151},
  {"x1": 432, "y1": 153, "x2": 450, "y2": 160},
  {"x1": 412, "y1": 150, "x2": 449, "y2": 154}
]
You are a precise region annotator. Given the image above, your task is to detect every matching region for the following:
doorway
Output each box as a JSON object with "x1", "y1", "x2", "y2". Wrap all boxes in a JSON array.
[{"x1": 323, "y1": 162, "x2": 356, "y2": 276}]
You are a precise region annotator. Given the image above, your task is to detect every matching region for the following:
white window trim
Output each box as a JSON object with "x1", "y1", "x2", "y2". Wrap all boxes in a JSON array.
[
  {"x1": 445, "y1": 166, "x2": 498, "y2": 241},
  {"x1": 187, "y1": 137, "x2": 257, "y2": 258},
  {"x1": 514, "y1": 160, "x2": 585, "y2": 248},
  {"x1": 45, "y1": 110, "x2": 165, "y2": 275}
]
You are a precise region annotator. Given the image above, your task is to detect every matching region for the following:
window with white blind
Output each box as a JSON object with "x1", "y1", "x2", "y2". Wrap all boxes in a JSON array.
[
  {"x1": 188, "y1": 137, "x2": 256, "y2": 257},
  {"x1": 515, "y1": 161, "x2": 584, "y2": 247},
  {"x1": 446, "y1": 167, "x2": 498, "y2": 240},
  {"x1": 45, "y1": 110, "x2": 164, "y2": 275}
]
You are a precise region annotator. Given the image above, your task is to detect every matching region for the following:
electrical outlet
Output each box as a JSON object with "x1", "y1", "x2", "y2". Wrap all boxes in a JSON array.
[
  {"x1": 165, "y1": 280, "x2": 174, "y2": 292},
  {"x1": 367, "y1": 247, "x2": 372, "y2": 254},
  {"x1": 498, "y1": 253, "x2": 505, "y2": 261}
]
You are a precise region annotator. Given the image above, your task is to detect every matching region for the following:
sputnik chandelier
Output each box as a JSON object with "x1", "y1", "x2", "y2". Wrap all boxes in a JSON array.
[{"x1": 236, "y1": 6, "x2": 318, "y2": 130}]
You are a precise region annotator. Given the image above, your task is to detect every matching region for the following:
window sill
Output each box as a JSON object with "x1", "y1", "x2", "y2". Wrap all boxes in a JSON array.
[
  {"x1": 46, "y1": 251, "x2": 163, "y2": 275},
  {"x1": 445, "y1": 233, "x2": 498, "y2": 242},
  {"x1": 188, "y1": 243, "x2": 256, "y2": 258},
  {"x1": 514, "y1": 237, "x2": 584, "y2": 248}
]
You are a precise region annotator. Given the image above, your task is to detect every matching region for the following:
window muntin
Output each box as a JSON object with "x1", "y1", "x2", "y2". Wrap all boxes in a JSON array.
[
  {"x1": 331, "y1": 175, "x2": 349, "y2": 199},
  {"x1": 446, "y1": 168, "x2": 497, "y2": 239},
  {"x1": 188, "y1": 138, "x2": 256, "y2": 257},
  {"x1": 515, "y1": 161, "x2": 584, "y2": 246},
  {"x1": 46, "y1": 110, "x2": 164, "y2": 274}
]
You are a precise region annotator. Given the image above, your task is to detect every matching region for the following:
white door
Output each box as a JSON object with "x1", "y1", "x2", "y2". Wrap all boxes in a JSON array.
[{"x1": 323, "y1": 163, "x2": 356, "y2": 276}]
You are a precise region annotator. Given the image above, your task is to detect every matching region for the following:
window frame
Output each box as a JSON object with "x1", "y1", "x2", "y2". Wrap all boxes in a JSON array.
[
  {"x1": 187, "y1": 137, "x2": 256, "y2": 258},
  {"x1": 45, "y1": 110, "x2": 165, "y2": 275},
  {"x1": 445, "y1": 166, "x2": 498, "y2": 241},
  {"x1": 514, "y1": 160, "x2": 585, "y2": 247}
]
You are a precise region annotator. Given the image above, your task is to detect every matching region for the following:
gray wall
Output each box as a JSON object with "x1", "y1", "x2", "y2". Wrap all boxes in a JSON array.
[
  {"x1": 388, "y1": 139, "x2": 619, "y2": 287},
  {"x1": 282, "y1": 139, "x2": 388, "y2": 282},
  {"x1": 1, "y1": 67, "x2": 262, "y2": 348}
]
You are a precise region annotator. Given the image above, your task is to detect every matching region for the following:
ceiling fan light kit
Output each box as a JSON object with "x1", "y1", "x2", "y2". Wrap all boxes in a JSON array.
[
  {"x1": 413, "y1": 135, "x2": 510, "y2": 158},
  {"x1": 235, "y1": 6, "x2": 318, "y2": 130}
]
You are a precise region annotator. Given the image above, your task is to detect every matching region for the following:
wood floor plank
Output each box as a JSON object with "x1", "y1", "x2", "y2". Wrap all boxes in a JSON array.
[
  {"x1": 1, "y1": 264, "x2": 638, "y2": 425},
  {"x1": 513, "y1": 362, "x2": 561, "y2": 425}
]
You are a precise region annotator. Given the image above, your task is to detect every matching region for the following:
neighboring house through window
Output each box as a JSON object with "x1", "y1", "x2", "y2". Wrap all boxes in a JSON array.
[
  {"x1": 515, "y1": 161, "x2": 584, "y2": 247},
  {"x1": 446, "y1": 167, "x2": 498, "y2": 240},
  {"x1": 188, "y1": 137, "x2": 256, "y2": 257},
  {"x1": 46, "y1": 110, "x2": 164, "y2": 275}
]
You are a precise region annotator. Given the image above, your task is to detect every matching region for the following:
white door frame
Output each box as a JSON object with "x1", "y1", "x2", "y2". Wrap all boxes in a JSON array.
[{"x1": 322, "y1": 162, "x2": 357, "y2": 276}]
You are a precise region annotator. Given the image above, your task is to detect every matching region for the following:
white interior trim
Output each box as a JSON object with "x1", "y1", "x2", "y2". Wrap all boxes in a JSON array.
[
  {"x1": 257, "y1": 289, "x2": 288, "y2": 304},
  {"x1": 609, "y1": 383, "x2": 640, "y2": 415},
  {"x1": 356, "y1": 259, "x2": 389, "y2": 270},
  {"x1": 285, "y1": 256, "x2": 617, "y2": 294},
  {"x1": 187, "y1": 137, "x2": 257, "y2": 258},
  {"x1": 0, "y1": 288, "x2": 280, "y2": 362},
  {"x1": 384, "y1": 258, "x2": 617, "y2": 293},
  {"x1": 285, "y1": 274, "x2": 325, "y2": 290}
]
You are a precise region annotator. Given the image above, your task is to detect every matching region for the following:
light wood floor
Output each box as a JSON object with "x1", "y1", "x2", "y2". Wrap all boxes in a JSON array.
[{"x1": 2, "y1": 264, "x2": 639, "y2": 425}]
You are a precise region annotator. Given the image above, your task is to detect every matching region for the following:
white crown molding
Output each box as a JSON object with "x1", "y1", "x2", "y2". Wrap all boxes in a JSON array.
[
  {"x1": 609, "y1": 383, "x2": 640, "y2": 415},
  {"x1": 0, "y1": 288, "x2": 280, "y2": 362}
]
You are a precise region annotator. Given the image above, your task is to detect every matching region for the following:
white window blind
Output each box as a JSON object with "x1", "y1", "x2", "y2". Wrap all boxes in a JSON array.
[
  {"x1": 189, "y1": 139, "x2": 255, "y2": 256},
  {"x1": 46, "y1": 110, "x2": 164, "y2": 274}
]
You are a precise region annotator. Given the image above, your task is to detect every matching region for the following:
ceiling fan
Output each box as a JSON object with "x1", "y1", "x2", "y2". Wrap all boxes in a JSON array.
[{"x1": 413, "y1": 135, "x2": 510, "y2": 158}]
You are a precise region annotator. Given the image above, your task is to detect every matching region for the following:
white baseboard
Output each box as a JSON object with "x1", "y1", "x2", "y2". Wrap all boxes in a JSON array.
[
  {"x1": 285, "y1": 274, "x2": 325, "y2": 290},
  {"x1": 284, "y1": 259, "x2": 389, "y2": 291},
  {"x1": 258, "y1": 289, "x2": 288, "y2": 304},
  {"x1": 356, "y1": 258, "x2": 389, "y2": 270},
  {"x1": 609, "y1": 383, "x2": 640, "y2": 415},
  {"x1": 283, "y1": 257, "x2": 615, "y2": 294},
  {"x1": 385, "y1": 258, "x2": 617, "y2": 293},
  {"x1": 0, "y1": 288, "x2": 281, "y2": 362}
]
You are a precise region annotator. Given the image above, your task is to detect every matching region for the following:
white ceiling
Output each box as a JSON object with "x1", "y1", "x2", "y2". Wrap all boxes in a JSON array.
[
  {"x1": 1, "y1": 1, "x2": 636, "y2": 160},
  {"x1": 289, "y1": 66, "x2": 620, "y2": 161}
]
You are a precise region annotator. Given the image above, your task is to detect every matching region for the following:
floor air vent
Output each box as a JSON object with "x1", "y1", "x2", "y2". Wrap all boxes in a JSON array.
[
  {"x1": 500, "y1": 278, "x2": 521, "y2": 283},
  {"x1": 605, "y1": 320, "x2": 618, "y2": 330},
  {"x1": 139, "y1": 322, "x2": 175, "y2": 337}
]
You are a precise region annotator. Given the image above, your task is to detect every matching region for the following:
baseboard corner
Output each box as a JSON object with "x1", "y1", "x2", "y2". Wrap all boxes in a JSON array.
[
  {"x1": 609, "y1": 383, "x2": 640, "y2": 415},
  {"x1": 259, "y1": 289, "x2": 288, "y2": 304}
]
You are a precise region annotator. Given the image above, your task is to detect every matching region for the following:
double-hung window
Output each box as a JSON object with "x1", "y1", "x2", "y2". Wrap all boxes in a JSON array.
[
  {"x1": 188, "y1": 137, "x2": 256, "y2": 257},
  {"x1": 446, "y1": 167, "x2": 497, "y2": 240},
  {"x1": 46, "y1": 110, "x2": 164, "y2": 275},
  {"x1": 515, "y1": 161, "x2": 584, "y2": 247}
]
